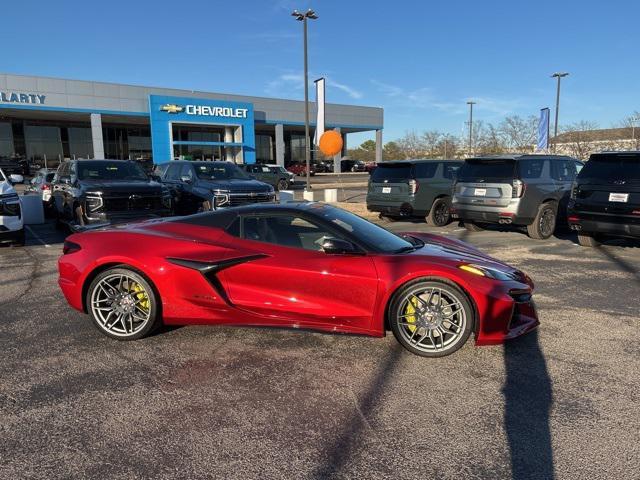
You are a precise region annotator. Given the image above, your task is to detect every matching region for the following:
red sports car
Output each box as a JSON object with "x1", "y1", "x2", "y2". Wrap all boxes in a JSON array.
[{"x1": 58, "y1": 202, "x2": 538, "y2": 357}]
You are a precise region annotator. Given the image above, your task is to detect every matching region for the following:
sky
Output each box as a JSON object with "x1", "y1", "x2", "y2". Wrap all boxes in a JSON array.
[{"x1": 1, "y1": 0, "x2": 638, "y2": 146}]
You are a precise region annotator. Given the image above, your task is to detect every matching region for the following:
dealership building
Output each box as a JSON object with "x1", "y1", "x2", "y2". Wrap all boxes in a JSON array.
[{"x1": 0, "y1": 73, "x2": 383, "y2": 172}]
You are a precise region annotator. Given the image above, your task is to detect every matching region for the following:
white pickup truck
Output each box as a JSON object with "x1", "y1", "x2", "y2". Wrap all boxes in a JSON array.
[{"x1": 0, "y1": 168, "x2": 24, "y2": 245}]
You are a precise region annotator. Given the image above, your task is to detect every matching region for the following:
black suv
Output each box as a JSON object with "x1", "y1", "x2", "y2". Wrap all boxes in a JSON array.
[
  {"x1": 51, "y1": 159, "x2": 172, "y2": 229},
  {"x1": 568, "y1": 151, "x2": 640, "y2": 246},
  {"x1": 155, "y1": 161, "x2": 275, "y2": 215}
]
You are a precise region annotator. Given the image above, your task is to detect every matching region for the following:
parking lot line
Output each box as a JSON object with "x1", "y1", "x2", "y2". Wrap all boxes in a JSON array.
[{"x1": 25, "y1": 225, "x2": 51, "y2": 248}]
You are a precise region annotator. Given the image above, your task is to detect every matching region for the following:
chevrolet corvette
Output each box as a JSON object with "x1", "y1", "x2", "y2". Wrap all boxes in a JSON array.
[{"x1": 58, "y1": 202, "x2": 538, "y2": 357}]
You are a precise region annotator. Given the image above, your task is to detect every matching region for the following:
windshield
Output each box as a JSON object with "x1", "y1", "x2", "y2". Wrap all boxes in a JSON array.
[
  {"x1": 194, "y1": 162, "x2": 250, "y2": 180},
  {"x1": 578, "y1": 153, "x2": 640, "y2": 184},
  {"x1": 76, "y1": 161, "x2": 148, "y2": 181},
  {"x1": 370, "y1": 163, "x2": 413, "y2": 183},
  {"x1": 457, "y1": 159, "x2": 517, "y2": 182},
  {"x1": 313, "y1": 204, "x2": 415, "y2": 253}
]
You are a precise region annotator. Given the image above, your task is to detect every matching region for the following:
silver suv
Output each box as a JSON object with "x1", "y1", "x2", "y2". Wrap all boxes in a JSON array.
[{"x1": 452, "y1": 154, "x2": 583, "y2": 239}]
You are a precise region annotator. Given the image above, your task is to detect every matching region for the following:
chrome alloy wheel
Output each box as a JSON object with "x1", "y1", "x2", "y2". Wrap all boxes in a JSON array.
[
  {"x1": 90, "y1": 273, "x2": 151, "y2": 337},
  {"x1": 395, "y1": 284, "x2": 467, "y2": 353}
]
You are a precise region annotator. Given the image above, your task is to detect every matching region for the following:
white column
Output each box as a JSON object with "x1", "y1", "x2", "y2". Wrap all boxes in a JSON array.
[
  {"x1": 90, "y1": 113, "x2": 104, "y2": 159},
  {"x1": 224, "y1": 127, "x2": 234, "y2": 162},
  {"x1": 275, "y1": 124, "x2": 285, "y2": 167},
  {"x1": 375, "y1": 129, "x2": 383, "y2": 163},
  {"x1": 333, "y1": 127, "x2": 342, "y2": 173}
]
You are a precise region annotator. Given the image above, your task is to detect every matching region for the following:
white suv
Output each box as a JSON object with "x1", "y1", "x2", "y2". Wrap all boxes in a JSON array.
[{"x1": 0, "y1": 168, "x2": 24, "y2": 245}]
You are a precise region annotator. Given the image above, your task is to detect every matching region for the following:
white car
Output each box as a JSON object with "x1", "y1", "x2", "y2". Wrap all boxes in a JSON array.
[{"x1": 0, "y1": 168, "x2": 25, "y2": 246}]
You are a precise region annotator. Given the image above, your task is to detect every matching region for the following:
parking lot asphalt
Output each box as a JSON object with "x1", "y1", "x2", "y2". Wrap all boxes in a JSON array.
[{"x1": 1, "y1": 217, "x2": 639, "y2": 479}]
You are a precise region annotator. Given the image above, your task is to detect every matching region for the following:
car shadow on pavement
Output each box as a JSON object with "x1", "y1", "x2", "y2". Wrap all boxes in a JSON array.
[
  {"x1": 311, "y1": 343, "x2": 404, "y2": 479},
  {"x1": 503, "y1": 329, "x2": 554, "y2": 479},
  {"x1": 594, "y1": 245, "x2": 640, "y2": 283}
]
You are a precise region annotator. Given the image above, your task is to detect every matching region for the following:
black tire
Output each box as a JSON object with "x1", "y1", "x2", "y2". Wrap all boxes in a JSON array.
[
  {"x1": 577, "y1": 233, "x2": 601, "y2": 247},
  {"x1": 527, "y1": 202, "x2": 557, "y2": 240},
  {"x1": 277, "y1": 179, "x2": 290, "y2": 191},
  {"x1": 389, "y1": 278, "x2": 473, "y2": 357},
  {"x1": 462, "y1": 221, "x2": 485, "y2": 232},
  {"x1": 86, "y1": 267, "x2": 161, "y2": 341},
  {"x1": 426, "y1": 197, "x2": 451, "y2": 227}
]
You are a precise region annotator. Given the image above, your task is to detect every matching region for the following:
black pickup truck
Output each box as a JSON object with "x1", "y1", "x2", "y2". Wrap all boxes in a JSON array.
[
  {"x1": 51, "y1": 159, "x2": 172, "y2": 229},
  {"x1": 154, "y1": 160, "x2": 275, "y2": 215}
]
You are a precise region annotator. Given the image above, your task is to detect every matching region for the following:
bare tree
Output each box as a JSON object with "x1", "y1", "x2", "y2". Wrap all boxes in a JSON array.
[
  {"x1": 620, "y1": 111, "x2": 640, "y2": 150},
  {"x1": 499, "y1": 115, "x2": 537, "y2": 152},
  {"x1": 557, "y1": 121, "x2": 599, "y2": 160},
  {"x1": 474, "y1": 121, "x2": 505, "y2": 155},
  {"x1": 397, "y1": 131, "x2": 425, "y2": 159},
  {"x1": 421, "y1": 130, "x2": 442, "y2": 157},
  {"x1": 436, "y1": 134, "x2": 460, "y2": 159}
]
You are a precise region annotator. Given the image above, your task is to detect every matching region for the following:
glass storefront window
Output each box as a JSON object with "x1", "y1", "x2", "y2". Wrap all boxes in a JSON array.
[
  {"x1": 255, "y1": 134, "x2": 273, "y2": 163},
  {"x1": 24, "y1": 125, "x2": 64, "y2": 167},
  {"x1": 67, "y1": 127, "x2": 93, "y2": 159},
  {"x1": 0, "y1": 123, "x2": 14, "y2": 158},
  {"x1": 172, "y1": 124, "x2": 224, "y2": 143}
]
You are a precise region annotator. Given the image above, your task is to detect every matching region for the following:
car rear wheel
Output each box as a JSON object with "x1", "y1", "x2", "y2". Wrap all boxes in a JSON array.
[
  {"x1": 426, "y1": 197, "x2": 451, "y2": 227},
  {"x1": 277, "y1": 179, "x2": 290, "y2": 191},
  {"x1": 577, "y1": 233, "x2": 601, "y2": 247},
  {"x1": 390, "y1": 279, "x2": 473, "y2": 357},
  {"x1": 462, "y1": 221, "x2": 485, "y2": 232},
  {"x1": 86, "y1": 267, "x2": 160, "y2": 340},
  {"x1": 527, "y1": 202, "x2": 557, "y2": 240}
]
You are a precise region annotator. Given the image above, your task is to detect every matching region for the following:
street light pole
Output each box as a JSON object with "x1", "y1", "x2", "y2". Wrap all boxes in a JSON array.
[
  {"x1": 292, "y1": 9, "x2": 318, "y2": 192},
  {"x1": 551, "y1": 72, "x2": 569, "y2": 152},
  {"x1": 466, "y1": 101, "x2": 476, "y2": 156}
]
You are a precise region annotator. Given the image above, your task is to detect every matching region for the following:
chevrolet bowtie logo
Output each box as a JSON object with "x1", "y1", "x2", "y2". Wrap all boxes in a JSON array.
[{"x1": 160, "y1": 104, "x2": 184, "y2": 114}]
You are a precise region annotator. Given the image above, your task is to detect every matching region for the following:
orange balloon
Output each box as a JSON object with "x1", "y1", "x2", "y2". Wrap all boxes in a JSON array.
[{"x1": 319, "y1": 130, "x2": 343, "y2": 157}]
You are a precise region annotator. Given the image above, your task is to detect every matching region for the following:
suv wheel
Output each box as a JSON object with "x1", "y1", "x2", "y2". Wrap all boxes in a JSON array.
[
  {"x1": 277, "y1": 179, "x2": 289, "y2": 191},
  {"x1": 426, "y1": 197, "x2": 451, "y2": 227},
  {"x1": 527, "y1": 202, "x2": 557, "y2": 240},
  {"x1": 462, "y1": 221, "x2": 485, "y2": 232},
  {"x1": 577, "y1": 233, "x2": 601, "y2": 247}
]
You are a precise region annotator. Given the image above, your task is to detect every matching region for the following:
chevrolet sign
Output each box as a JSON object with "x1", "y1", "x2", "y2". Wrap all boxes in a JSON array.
[{"x1": 185, "y1": 105, "x2": 248, "y2": 118}]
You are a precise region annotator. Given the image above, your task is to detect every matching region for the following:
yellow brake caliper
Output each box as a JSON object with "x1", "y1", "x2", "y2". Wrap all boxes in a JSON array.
[
  {"x1": 404, "y1": 296, "x2": 419, "y2": 333},
  {"x1": 131, "y1": 283, "x2": 150, "y2": 313}
]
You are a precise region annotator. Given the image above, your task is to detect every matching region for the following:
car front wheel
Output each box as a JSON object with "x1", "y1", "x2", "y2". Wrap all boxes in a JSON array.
[
  {"x1": 390, "y1": 279, "x2": 473, "y2": 357},
  {"x1": 86, "y1": 267, "x2": 161, "y2": 340},
  {"x1": 277, "y1": 179, "x2": 290, "y2": 191}
]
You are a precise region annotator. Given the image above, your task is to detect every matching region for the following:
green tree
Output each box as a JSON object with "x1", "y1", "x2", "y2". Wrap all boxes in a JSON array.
[{"x1": 382, "y1": 141, "x2": 404, "y2": 161}]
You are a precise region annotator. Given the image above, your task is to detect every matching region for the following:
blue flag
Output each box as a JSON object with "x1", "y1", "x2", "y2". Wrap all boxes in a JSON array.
[{"x1": 537, "y1": 108, "x2": 550, "y2": 151}]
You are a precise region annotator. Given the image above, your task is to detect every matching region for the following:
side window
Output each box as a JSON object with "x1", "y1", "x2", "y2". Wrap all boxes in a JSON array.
[
  {"x1": 226, "y1": 217, "x2": 241, "y2": 237},
  {"x1": 414, "y1": 162, "x2": 437, "y2": 179},
  {"x1": 551, "y1": 159, "x2": 575, "y2": 181},
  {"x1": 574, "y1": 161, "x2": 584, "y2": 174},
  {"x1": 241, "y1": 215, "x2": 335, "y2": 251},
  {"x1": 180, "y1": 164, "x2": 194, "y2": 180},
  {"x1": 69, "y1": 162, "x2": 77, "y2": 178},
  {"x1": 443, "y1": 163, "x2": 460, "y2": 180},
  {"x1": 518, "y1": 159, "x2": 545, "y2": 179},
  {"x1": 165, "y1": 164, "x2": 181, "y2": 181}
]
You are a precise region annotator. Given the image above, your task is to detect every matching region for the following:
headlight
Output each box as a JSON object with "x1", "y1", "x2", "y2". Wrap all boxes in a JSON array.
[
  {"x1": 211, "y1": 190, "x2": 230, "y2": 207},
  {"x1": 85, "y1": 195, "x2": 103, "y2": 213},
  {"x1": 0, "y1": 192, "x2": 19, "y2": 203},
  {"x1": 458, "y1": 263, "x2": 514, "y2": 281}
]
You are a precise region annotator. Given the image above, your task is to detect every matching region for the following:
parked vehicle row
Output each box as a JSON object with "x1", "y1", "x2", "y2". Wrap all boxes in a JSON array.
[
  {"x1": 48, "y1": 159, "x2": 275, "y2": 230},
  {"x1": 367, "y1": 152, "x2": 640, "y2": 245}
]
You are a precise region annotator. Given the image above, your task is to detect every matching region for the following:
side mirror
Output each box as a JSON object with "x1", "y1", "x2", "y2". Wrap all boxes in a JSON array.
[
  {"x1": 321, "y1": 237, "x2": 358, "y2": 254},
  {"x1": 149, "y1": 174, "x2": 161, "y2": 182},
  {"x1": 9, "y1": 174, "x2": 23, "y2": 184},
  {"x1": 180, "y1": 175, "x2": 192, "y2": 183}
]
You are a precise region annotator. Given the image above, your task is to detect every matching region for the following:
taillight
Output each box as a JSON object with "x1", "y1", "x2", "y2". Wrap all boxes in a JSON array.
[
  {"x1": 41, "y1": 184, "x2": 50, "y2": 191},
  {"x1": 570, "y1": 185, "x2": 578, "y2": 200},
  {"x1": 408, "y1": 179, "x2": 418, "y2": 195},
  {"x1": 62, "y1": 241, "x2": 81, "y2": 255},
  {"x1": 512, "y1": 179, "x2": 525, "y2": 198}
]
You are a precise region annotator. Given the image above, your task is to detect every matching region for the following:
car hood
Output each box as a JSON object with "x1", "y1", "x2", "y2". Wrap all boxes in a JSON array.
[
  {"x1": 0, "y1": 180, "x2": 16, "y2": 195},
  {"x1": 196, "y1": 178, "x2": 273, "y2": 192},
  {"x1": 81, "y1": 180, "x2": 166, "y2": 195},
  {"x1": 402, "y1": 232, "x2": 530, "y2": 282}
]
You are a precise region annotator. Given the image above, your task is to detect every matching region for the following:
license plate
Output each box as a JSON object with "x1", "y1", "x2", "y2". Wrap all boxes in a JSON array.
[
  {"x1": 474, "y1": 188, "x2": 487, "y2": 196},
  {"x1": 609, "y1": 193, "x2": 629, "y2": 203},
  {"x1": 382, "y1": 187, "x2": 391, "y2": 193}
]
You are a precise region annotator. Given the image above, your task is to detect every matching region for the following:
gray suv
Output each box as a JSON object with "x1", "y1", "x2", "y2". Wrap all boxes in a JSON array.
[
  {"x1": 452, "y1": 154, "x2": 583, "y2": 239},
  {"x1": 366, "y1": 160, "x2": 462, "y2": 226}
]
